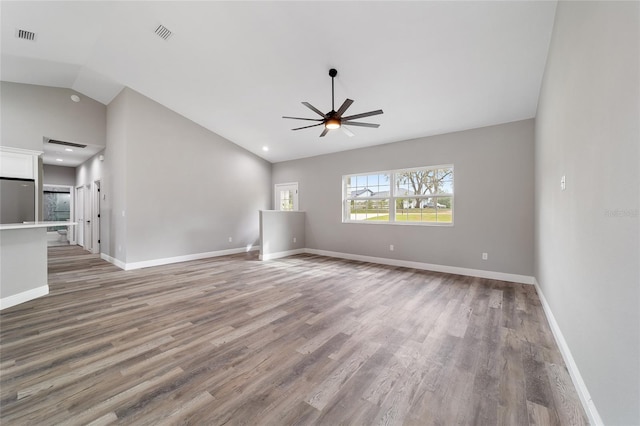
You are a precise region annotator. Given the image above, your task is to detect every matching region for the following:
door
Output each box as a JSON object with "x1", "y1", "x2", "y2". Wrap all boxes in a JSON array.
[
  {"x1": 275, "y1": 182, "x2": 298, "y2": 211},
  {"x1": 75, "y1": 186, "x2": 84, "y2": 246},
  {"x1": 92, "y1": 180, "x2": 101, "y2": 253},
  {"x1": 84, "y1": 183, "x2": 92, "y2": 252}
]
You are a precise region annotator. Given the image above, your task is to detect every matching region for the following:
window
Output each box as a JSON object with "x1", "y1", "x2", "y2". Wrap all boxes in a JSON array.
[
  {"x1": 344, "y1": 173, "x2": 391, "y2": 222},
  {"x1": 343, "y1": 165, "x2": 453, "y2": 225}
]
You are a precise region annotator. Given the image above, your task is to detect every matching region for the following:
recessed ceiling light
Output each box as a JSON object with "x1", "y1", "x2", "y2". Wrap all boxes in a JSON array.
[
  {"x1": 65, "y1": 148, "x2": 73, "y2": 152},
  {"x1": 262, "y1": 146, "x2": 269, "y2": 152},
  {"x1": 70, "y1": 95, "x2": 80, "y2": 102},
  {"x1": 56, "y1": 158, "x2": 63, "y2": 162}
]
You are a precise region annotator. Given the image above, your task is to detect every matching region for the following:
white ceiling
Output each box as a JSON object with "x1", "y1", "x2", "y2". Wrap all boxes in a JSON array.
[{"x1": 1, "y1": 1, "x2": 557, "y2": 164}]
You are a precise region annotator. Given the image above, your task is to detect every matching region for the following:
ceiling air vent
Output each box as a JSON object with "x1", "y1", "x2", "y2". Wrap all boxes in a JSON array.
[
  {"x1": 154, "y1": 24, "x2": 173, "y2": 41},
  {"x1": 16, "y1": 29, "x2": 37, "y2": 41},
  {"x1": 48, "y1": 139, "x2": 87, "y2": 149}
]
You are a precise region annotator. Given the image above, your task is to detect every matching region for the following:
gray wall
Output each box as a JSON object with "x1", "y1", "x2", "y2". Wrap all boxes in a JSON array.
[
  {"x1": 260, "y1": 210, "x2": 306, "y2": 258},
  {"x1": 535, "y1": 2, "x2": 639, "y2": 425},
  {"x1": 76, "y1": 152, "x2": 104, "y2": 188},
  {"x1": 109, "y1": 88, "x2": 272, "y2": 264},
  {"x1": 0, "y1": 82, "x2": 106, "y2": 151},
  {"x1": 43, "y1": 164, "x2": 76, "y2": 187},
  {"x1": 273, "y1": 119, "x2": 535, "y2": 276}
]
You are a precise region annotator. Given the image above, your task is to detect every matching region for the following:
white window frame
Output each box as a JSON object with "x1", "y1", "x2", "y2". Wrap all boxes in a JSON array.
[
  {"x1": 342, "y1": 170, "x2": 392, "y2": 223},
  {"x1": 343, "y1": 164, "x2": 454, "y2": 226},
  {"x1": 275, "y1": 182, "x2": 299, "y2": 211}
]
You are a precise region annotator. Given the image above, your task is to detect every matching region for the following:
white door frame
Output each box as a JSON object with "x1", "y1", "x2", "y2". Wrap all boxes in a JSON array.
[
  {"x1": 274, "y1": 182, "x2": 299, "y2": 211},
  {"x1": 75, "y1": 185, "x2": 84, "y2": 247}
]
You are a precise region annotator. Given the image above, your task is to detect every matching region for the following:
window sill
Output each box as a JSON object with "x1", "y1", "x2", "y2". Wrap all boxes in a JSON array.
[{"x1": 342, "y1": 220, "x2": 454, "y2": 227}]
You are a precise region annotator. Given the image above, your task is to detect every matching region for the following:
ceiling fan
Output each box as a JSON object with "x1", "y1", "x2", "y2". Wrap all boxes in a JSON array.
[{"x1": 283, "y1": 68, "x2": 383, "y2": 137}]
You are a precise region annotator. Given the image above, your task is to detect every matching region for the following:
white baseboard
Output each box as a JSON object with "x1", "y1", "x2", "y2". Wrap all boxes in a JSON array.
[
  {"x1": 534, "y1": 279, "x2": 603, "y2": 426},
  {"x1": 303, "y1": 248, "x2": 534, "y2": 285},
  {"x1": 0, "y1": 285, "x2": 49, "y2": 310},
  {"x1": 101, "y1": 246, "x2": 260, "y2": 271},
  {"x1": 101, "y1": 245, "x2": 532, "y2": 284},
  {"x1": 259, "y1": 248, "x2": 305, "y2": 261},
  {"x1": 100, "y1": 253, "x2": 126, "y2": 270}
]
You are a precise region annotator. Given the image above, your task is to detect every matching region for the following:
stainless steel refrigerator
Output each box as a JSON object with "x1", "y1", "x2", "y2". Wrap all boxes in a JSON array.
[{"x1": 0, "y1": 177, "x2": 36, "y2": 224}]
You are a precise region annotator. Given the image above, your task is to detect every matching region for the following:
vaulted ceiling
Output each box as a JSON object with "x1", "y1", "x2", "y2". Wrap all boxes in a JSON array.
[{"x1": 1, "y1": 1, "x2": 557, "y2": 163}]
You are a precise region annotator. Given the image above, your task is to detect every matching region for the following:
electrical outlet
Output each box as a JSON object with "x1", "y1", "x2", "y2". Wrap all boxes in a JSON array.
[
  {"x1": 228, "y1": 237, "x2": 232, "y2": 243},
  {"x1": 389, "y1": 244, "x2": 394, "y2": 251},
  {"x1": 482, "y1": 252, "x2": 488, "y2": 260},
  {"x1": 293, "y1": 237, "x2": 297, "y2": 243}
]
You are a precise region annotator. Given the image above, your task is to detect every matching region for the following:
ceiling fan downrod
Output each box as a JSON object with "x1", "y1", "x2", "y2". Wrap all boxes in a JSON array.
[{"x1": 329, "y1": 68, "x2": 337, "y2": 112}]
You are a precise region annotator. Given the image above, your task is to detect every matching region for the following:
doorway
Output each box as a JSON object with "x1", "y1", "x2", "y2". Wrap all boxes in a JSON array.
[
  {"x1": 74, "y1": 182, "x2": 100, "y2": 253},
  {"x1": 43, "y1": 185, "x2": 73, "y2": 247},
  {"x1": 275, "y1": 182, "x2": 298, "y2": 211}
]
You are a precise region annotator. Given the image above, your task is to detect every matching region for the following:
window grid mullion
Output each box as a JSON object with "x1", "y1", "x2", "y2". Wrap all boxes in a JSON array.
[{"x1": 390, "y1": 172, "x2": 396, "y2": 222}]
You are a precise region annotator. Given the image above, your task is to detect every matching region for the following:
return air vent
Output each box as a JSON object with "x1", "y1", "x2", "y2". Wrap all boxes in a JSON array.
[
  {"x1": 48, "y1": 139, "x2": 87, "y2": 149},
  {"x1": 16, "y1": 29, "x2": 37, "y2": 41},
  {"x1": 154, "y1": 24, "x2": 173, "y2": 41}
]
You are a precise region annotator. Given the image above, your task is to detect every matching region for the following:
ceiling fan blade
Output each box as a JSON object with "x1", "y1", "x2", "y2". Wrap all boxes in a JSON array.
[
  {"x1": 319, "y1": 127, "x2": 330, "y2": 137},
  {"x1": 292, "y1": 123, "x2": 325, "y2": 131},
  {"x1": 302, "y1": 102, "x2": 326, "y2": 118},
  {"x1": 341, "y1": 109, "x2": 384, "y2": 121},
  {"x1": 341, "y1": 126, "x2": 355, "y2": 137},
  {"x1": 282, "y1": 116, "x2": 323, "y2": 121},
  {"x1": 335, "y1": 99, "x2": 354, "y2": 118},
  {"x1": 340, "y1": 121, "x2": 380, "y2": 128}
]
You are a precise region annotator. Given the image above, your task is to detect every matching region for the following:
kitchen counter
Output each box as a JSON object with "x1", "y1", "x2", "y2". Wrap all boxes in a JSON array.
[
  {"x1": 0, "y1": 221, "x2": 76, "y2": 310},
  {"x1": 0, "y1": 221, "x2": 75, "y2": 230}
]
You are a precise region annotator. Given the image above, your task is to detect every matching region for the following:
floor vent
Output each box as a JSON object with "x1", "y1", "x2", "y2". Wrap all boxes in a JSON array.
[
  {"x1": 155, "y1": 24, "x2": 173, "y2": 41},
  {"x1": 16, "y1": 29, "x2": 37, "y2": 41},
  {"x1": 48, "y1": 139, "x2": 87, "y2": 148}
]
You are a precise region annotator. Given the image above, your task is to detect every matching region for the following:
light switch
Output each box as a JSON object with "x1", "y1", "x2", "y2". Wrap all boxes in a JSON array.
[{"x1": 560, "y1": 175, "x2": 566, "y2": 191}]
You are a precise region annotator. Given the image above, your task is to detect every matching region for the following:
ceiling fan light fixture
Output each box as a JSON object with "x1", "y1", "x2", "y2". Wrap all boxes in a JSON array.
[{"x1": 325, "y1": 118, "x2": 341, "y2": 130}]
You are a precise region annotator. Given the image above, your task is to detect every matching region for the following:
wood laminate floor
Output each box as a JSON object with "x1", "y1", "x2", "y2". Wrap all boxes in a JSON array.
[{"x1": 0, "y1": 246, "x2": 587, "y2": 425}]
